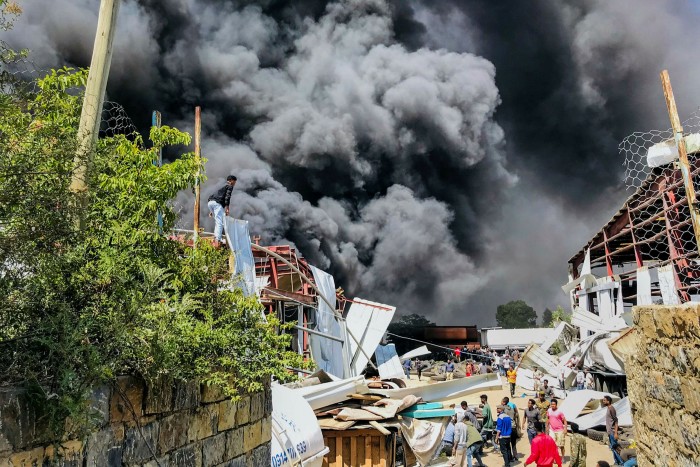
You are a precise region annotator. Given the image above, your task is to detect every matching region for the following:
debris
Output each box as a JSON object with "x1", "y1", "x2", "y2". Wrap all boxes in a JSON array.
[
  {"x1": 271, "y1": 383, "x2": 329, "y2": 467},
  {"x1": 557, "y1": 389, "x2": 620, "y2": 421},
  {"x1": 375, "y1": 344, "x2": 405, "y2": 380},
  {"x1": 400, "y1": 345, "x2": 431, "y2": 361},
  {"x1": 571, "y1": 397, "x2": 633, "y2": 430},
  {"x1": 346, "y1": 298, "x2": 396, "y2": 376},
  {"x1": 367, "y1": 373, "x2": 501, "y2": 401}
]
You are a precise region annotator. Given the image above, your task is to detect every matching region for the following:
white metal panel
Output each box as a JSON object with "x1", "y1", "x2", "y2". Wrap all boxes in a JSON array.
[
  {"x1": 572, "y1": 397, "x2": 632, "y2": 430},
  {"x1": 345, "y1": 298, "x2": 396, "y2": 376},
  {"x1": 557, "y1": 389, "x2": 620, "y2": 421},
  {"x1": 309, "y1": 266, "x2": 346, "y2": 378},
  {"x1": 375, "y1": 344, "x2": 405, "y2": 380},
  {"x1": 658, "y1": 264, "x2": 681, "y2": 305},
  {"x1": 369, "y1": 373, "x2": 502, "y2": 401},
  {"x1": 295, "y1": 376, "x2": 368, "y2": 410},
  {"x1": 401, "y1": 345, "x2": 431, "y2": 361},
  {"x1": 482, "y1": 328, "x2": 555, "y2": 350},
  {"x1": 636, "y1": 266, "x2": 652, "y2": 305},
  {"x1": 224, "y1": 218, "x2": 256, "y2": 297}
]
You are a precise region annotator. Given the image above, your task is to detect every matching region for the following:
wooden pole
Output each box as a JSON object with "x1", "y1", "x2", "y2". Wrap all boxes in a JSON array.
[
  {"x1": 69, "y1": 0, "x2": 121, "y2": 223},
  {"x1": 660, "y1": 70, "x2": 700, "y2": 254},
  {"x1": 152, "y1": 110, "x2": 163, "y2": 233},
  {"x1": 193, "y1": 106, "x2": 201, "y2": 243}
]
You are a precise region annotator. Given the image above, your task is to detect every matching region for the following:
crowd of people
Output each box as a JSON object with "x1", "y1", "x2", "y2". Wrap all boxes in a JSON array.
[{"x1": 435, "y1": 390, "x2": 636, "y2": 467}]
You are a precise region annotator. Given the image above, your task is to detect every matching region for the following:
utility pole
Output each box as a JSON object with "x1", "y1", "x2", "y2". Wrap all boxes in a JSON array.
[
  {"x1": 193, "y1": 106, "x2": 202, "y2": 243},
  {"x1": 660, "y1": 70, "x2": 700, "y2": 254},
  {"x1": 69, "y1": 0, "x2": 121, "y2": 224},
  {"x1": 152, "y1": 110, "x2": 163, "y2": 234}
]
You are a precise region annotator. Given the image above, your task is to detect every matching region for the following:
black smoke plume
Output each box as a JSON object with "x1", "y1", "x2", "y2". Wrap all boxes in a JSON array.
[{"x1": 5, "y1": 0, "x2": 700, "y2": 323}]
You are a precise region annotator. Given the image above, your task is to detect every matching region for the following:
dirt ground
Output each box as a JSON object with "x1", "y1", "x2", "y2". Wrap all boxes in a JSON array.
[{"x1": 404, "y1": 376, "x2": 617, "y2": 467}]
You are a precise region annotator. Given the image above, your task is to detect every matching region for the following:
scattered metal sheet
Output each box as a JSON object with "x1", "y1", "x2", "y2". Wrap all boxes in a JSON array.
[
  {"x1": 296, "y1": 376, "x2": 368, "y2": 410},
  {"x1": 375, "y1": 344, "x2": 405, "y2": 380},
  {"x1": 482, "y1": 328, "x2": 556, "y2": 350},
  {"x1": 539, "y1": 321, "x2": 576, "y2": 353},
  {"x1": 368, "y1": 373, "x2": 502, "y2": 402},
  {"x1": 557, "y1": 389, "x2": 621, "y2": 421},
  {"x1": 571, "y1": 397, "x2": 632, "y2": 430},
  {"x1": 636, "y1": 266, "x2": 653, "y2": 305},
  {"x1": 346, "y1": 298, "x2": 396, "y2": 376},
  {"x1": 309, "y1": 265, "x2": 346, "y2": 378},
  {"x1": 223, "y1": 218, "x2": 257, "y2": 297},
  {"x1": 271, "y1": 383, "x2": 329, "y2": 467},
  {"x1": 608, "y1": 328, "x2": 636, "y2": 364},
  {"x1": 400, "y1": 345, "x2": 431, "y2": 361}
]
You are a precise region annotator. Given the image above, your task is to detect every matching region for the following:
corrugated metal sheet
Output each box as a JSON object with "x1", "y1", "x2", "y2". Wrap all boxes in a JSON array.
[
  {"x1": 482, "y1": 328, "x2": 556, "y2": 349},
  {"x1": 346, "y1": 298, "x2": 396, "y2": 376},
  {"x1": 375, "y1": 344, "x2": 404, "y2": 380}
]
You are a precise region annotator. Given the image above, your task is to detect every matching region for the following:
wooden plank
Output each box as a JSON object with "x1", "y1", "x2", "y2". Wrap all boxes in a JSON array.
[
  {"x1": 369, "y1": 421, "x2": 391, "y2": 436},
  {"x1": 347, "y1": 393, "x2": 383, "y2": 401},
  {"x1": 335, "y1": 436, "x2": 342, "y2": 467},
  {"x1": 372, "y1": 436, "x2": 381, "y2": 466},
  {"x1": 350, "y1": 435, "x2": 357, "y2": 466},
  {"x1": 379, "y1": 435, "x2": 387, "y2": 467},
  {"x1": 365, "y1": 435, "x2": 372, "y2": 467}
]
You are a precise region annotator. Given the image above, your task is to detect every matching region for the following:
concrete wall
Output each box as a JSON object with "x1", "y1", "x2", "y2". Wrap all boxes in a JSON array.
[
  {"x1": 628, "y1": 304, "x2": 700, "y2": 466},
  {"x1": 0, "y1": 376, "x2": 272, "y2": 466}
]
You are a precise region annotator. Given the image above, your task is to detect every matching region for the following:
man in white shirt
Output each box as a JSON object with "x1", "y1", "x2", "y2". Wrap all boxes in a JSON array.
[{"x1": 533, "y1": 366, "x2": 544, "y2": 392}]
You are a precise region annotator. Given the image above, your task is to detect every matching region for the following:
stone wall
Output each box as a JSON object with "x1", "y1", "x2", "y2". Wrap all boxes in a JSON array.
[
  {"x1": 0, "y1": 376, "x2": 272, "y2": 466},
  {"x1": 627, "y1": 304, "x2": 700, "y2": 466}
]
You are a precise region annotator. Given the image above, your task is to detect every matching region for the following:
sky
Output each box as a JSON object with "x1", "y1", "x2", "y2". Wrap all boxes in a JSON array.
[{"x1": 5, "y1": 0, "x2": 700, "y2": 326}]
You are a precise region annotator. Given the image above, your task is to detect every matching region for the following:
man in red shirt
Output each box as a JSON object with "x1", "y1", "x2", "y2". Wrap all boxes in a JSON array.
[{"x1": 525, "y1": 421, "x2": 562, "y2": 467}]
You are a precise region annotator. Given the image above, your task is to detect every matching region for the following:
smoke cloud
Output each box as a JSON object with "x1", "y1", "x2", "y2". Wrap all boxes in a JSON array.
[{"x1": 5, "y1": 0, "x2": 700, "y2": 324}]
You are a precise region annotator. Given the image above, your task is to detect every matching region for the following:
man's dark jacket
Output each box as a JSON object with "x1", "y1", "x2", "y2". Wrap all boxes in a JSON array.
[{"x1": 209, "y1": 184, "x2": 233, "y2": 207}]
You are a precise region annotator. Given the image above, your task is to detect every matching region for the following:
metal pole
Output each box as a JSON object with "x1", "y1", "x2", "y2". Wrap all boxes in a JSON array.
[
  {"x1": 193, "y1": 106, "x2": 202, "y2": 243},
  {"x1": 660, "y1": 70, "x2": 700, "y2": 254},
  {"x1": 69, "y1": 0, "x2": 121, "y2": 226},
  {"x1": 152, "y1": 110, "x2": 163, "y2": 234}
]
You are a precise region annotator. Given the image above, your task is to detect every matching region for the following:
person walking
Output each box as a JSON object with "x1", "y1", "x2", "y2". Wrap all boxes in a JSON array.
[
  {"x1": 506, "y1": 364, "x2": 517, "y2": 397},
  {"x1": 524, "y1": 421, "x2": 562, "y2": 467},
  {"x1": 446, "y1": 359, "x2": 455, "y2": 380},
  {"x1": 207, "y1": 175, "x2": 237, "y2": 247},
  {"x1": 479, "y1": 394, "x2": 495, "y2": 452},
  {"x1": 546, "y1": 398, "x2": 567, "y2": 459},
  {"x1": 569, "y1": 423, "x2": 587, "y2": 467},
  {"x1": 494, "y1": 405, "x2": 514, "y2": 467},
  {"x1": 466, "y1": 361, "x2": 474, "y2": 377},
  {"x1": 416, "y1": 358, "x2": 422, "y2": 381},
  {"x1": 533, "y1": 366, "x2": 544, "y2": 392},
  {"x1": 522, "y1": 398, "x2": 541, "y2": 444},
  {"x1": 455, "y1": 347, "x2": 461, "y2": 363},
  {"x1": 403, "y1": 358, "x2": 411, "y2": 379},
  {"x1": 602, "y1": 395, "x2": 625, "y2": 465},
  {"x1": 535, "y1": 392, "x2": 550, "y2": 424},
  {"x1": 502, "y1": 397, "x2": 520, "y2": 459},
  {"x1": 585, "y1": 370, "x2": 595, "y2": 390}
]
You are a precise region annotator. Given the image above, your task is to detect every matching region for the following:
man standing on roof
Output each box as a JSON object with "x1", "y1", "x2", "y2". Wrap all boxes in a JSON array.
[
  {"x1": 602, "y1": 395, "x2": 624, "y2": 465},
  {"x1": 207, "y1": 175, "x2": 237, "y2": 247}
]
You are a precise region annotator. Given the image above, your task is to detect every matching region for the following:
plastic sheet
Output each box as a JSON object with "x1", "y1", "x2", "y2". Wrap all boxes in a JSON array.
[{"x1": 223, "y1": 217, "x2": 256, "y2": 296}]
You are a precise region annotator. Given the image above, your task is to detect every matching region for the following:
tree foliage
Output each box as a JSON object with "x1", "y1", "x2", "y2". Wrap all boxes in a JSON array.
[
  {"x1": 541, "y1": 307, "x2": 553, "y2": 327},
  {"x1": 0, "y1": 67, "x2": 306, "y2": 438},
  {"x1": 550, "y1": 305, "x2": 572, "y2": 327},
  {"x1": 387, "y1": 313, "x2": 436, "y2": 355},
  {"x1": 495, "y1": 300, "x2": 537, "y2": 329}
]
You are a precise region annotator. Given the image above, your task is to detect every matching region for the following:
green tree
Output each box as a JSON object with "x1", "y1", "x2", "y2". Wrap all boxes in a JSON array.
[
  {"x1": 387, "y1": 313, "x2": 436, "y2": 355},
  {"x1": 495, "y1": 300, "x2": 537, "y2": 328},
  {"x1": 541, "y1": 307, "x2": 553, "y2": 327},
  {"x1": 0, "y1": 67, "x2": 306, "y2": 438},
  {"x1": 550, "y1": 305, "x2": 572, "y2": 327}
]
